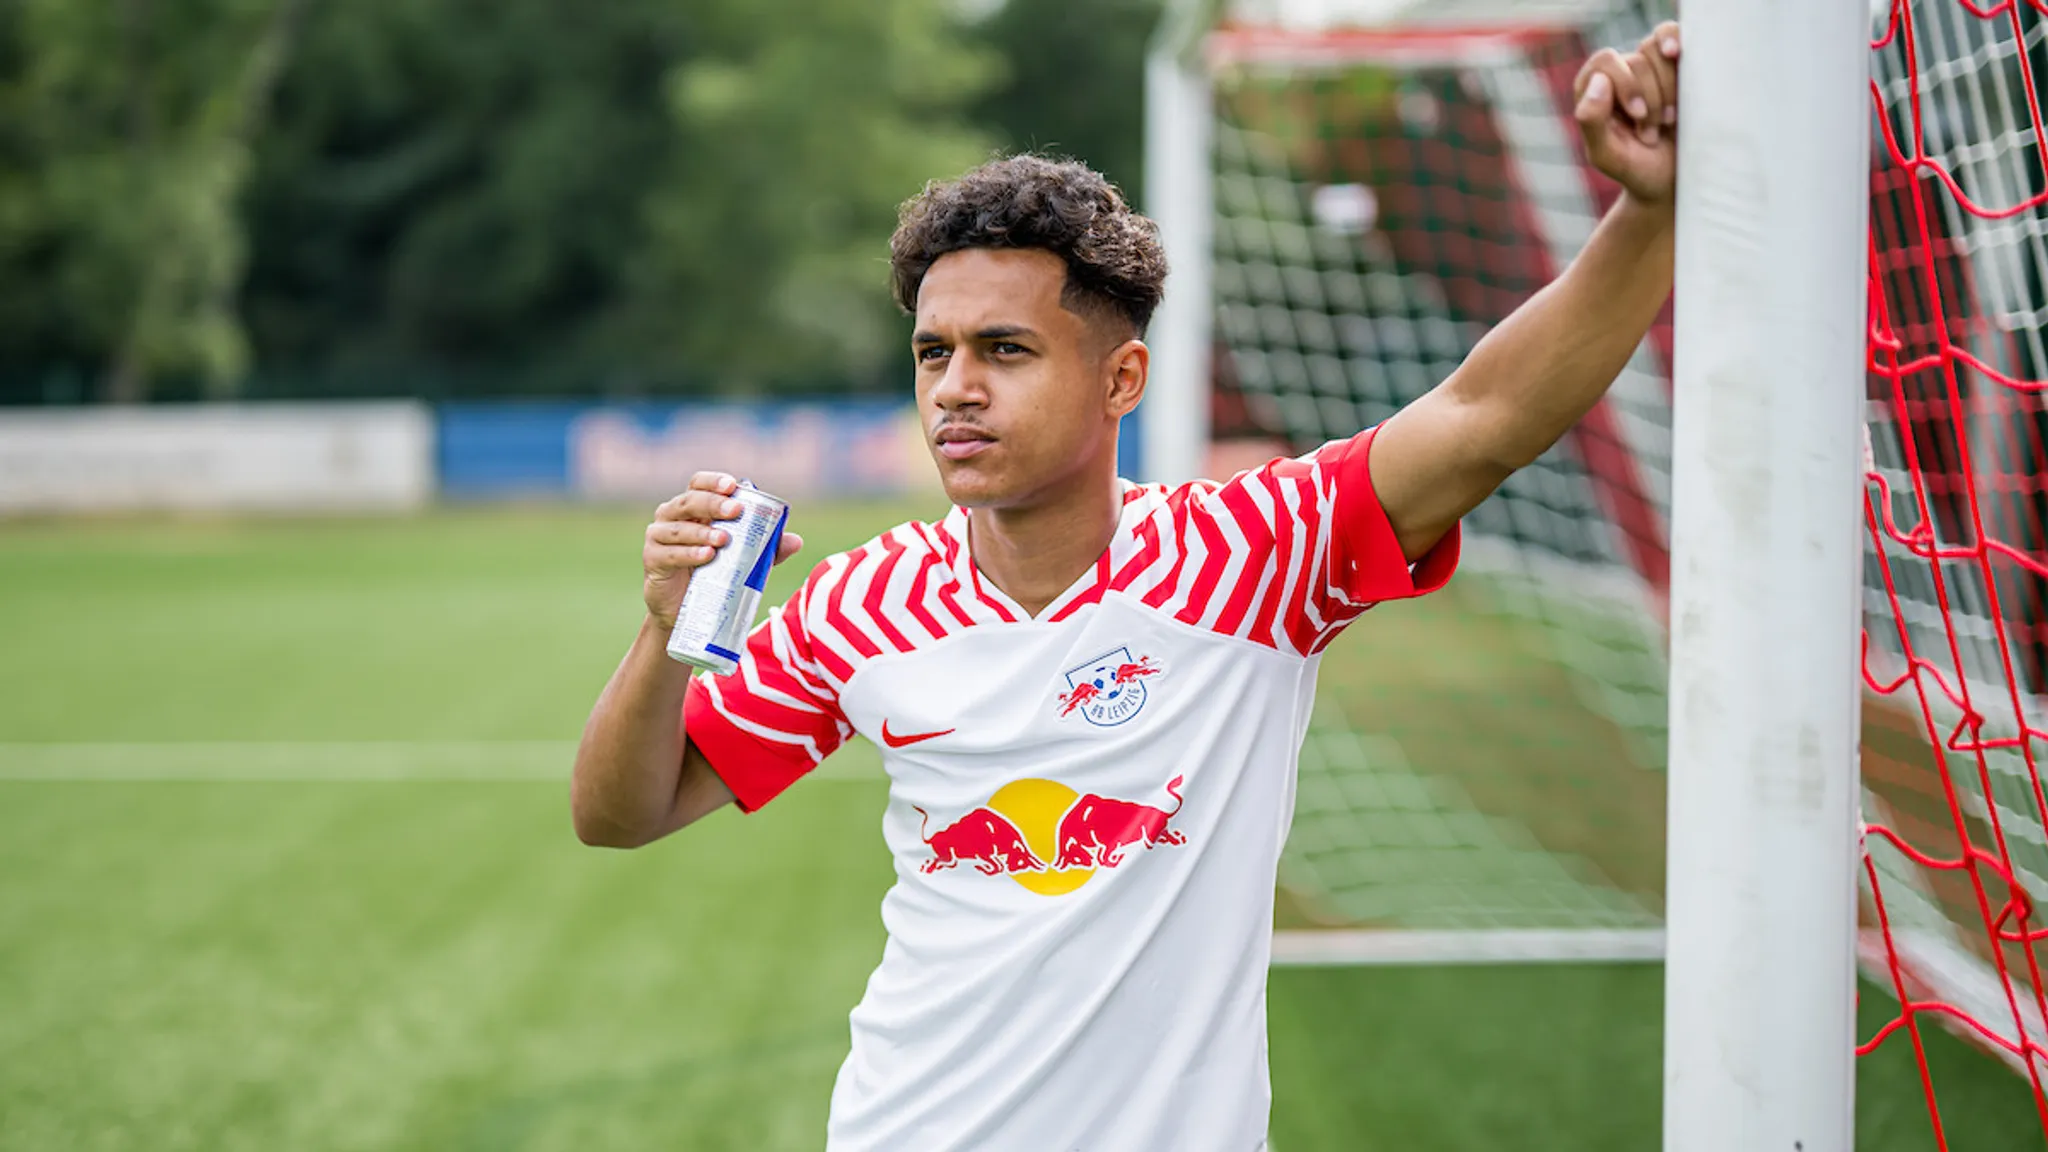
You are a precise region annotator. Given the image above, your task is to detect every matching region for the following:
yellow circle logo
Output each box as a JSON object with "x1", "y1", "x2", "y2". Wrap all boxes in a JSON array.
[{"x1": 987, "y1": 778, "x2": 1094, "y2": 895}]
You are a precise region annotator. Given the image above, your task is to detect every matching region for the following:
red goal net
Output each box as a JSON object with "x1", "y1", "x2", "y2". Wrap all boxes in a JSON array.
[{"x1": 1861, "y1": 0, "x2": 2048, "y2": 1139}]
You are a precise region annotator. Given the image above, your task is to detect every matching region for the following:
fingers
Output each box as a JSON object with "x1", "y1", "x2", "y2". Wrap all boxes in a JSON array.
[
  {"x1": 654, "y1": 486, "x2": 745, "y2": 524},
  {"x1": 1625, "y1": 55, "x2": 1666, "y2": 145},
  {"x1": 690, "y1": 470, "x2": 740, "y2": 495},
  {"x1": 649, "y1": 519, "x2": 730, "y2": 549},
  {"x1": 775, "y1": 530, "x2": 805, "y2": 565},
  {"x1": 1575, "y1": 23, "x2": 1684, "y2": 148},
  {"x1": 1575, "y1": 49, "x2": 1636, "y2": 132},
  {"x1": 1638, "y1": 21, "x2": 1681, "y2": 129},
  {"x1": 644, "y1": 517, "x2": 726, "y2": 575}
]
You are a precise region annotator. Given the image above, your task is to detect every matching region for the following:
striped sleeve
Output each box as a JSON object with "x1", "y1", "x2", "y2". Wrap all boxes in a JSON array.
[
  {"x1": 1295, "y1": 424, "x2": 1459, "y2": 649},
  {"x1": 682, "y1": 565, "x2": 852, "y2": 812},
  {"x1": 1129, "y1": 426, "x2": 1458, "y2": 655}
]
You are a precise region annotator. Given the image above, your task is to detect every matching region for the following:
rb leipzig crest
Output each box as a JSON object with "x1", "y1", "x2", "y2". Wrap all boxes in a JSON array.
[{"x1": 1057, "y1": 647, "x2": 1161, "y2": 728}]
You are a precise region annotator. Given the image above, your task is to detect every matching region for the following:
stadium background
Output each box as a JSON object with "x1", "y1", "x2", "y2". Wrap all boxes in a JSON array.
[{"x1": 0, "y1": 0, "x2": 2040, "y2": 1148}]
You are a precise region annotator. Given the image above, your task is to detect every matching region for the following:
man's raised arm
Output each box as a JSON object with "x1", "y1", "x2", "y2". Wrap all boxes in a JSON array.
[
  {"x1": 570, "y1": 472, "x2": 802, "y2": 848},
  {"x1": 1369, "y1": 22, "x2": 1683, "y2": 561}
]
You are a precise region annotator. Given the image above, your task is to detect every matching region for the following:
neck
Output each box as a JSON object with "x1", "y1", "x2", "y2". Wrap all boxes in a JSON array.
[{"x1": 967, "y1": 470, "x2": 1122, "y2": 619}]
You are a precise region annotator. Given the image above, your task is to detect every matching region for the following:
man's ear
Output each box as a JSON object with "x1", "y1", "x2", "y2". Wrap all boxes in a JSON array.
[{"x1": 1105, "y1": 339, "x2": 1148, "y2": 420}]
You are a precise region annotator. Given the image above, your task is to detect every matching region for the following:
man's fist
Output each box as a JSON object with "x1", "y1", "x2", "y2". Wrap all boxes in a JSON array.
[
  {"x1": 643, "y1": 471, "x2": 805, "y2": 632},
  {"x1": 1574, "y1": 21, "x2": 1682, "y2": 206}
]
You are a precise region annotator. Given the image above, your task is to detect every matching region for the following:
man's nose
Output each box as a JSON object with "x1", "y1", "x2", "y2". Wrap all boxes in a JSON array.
[{"x1": 930, "y1": 351, "x2": 987, "y2": 410}]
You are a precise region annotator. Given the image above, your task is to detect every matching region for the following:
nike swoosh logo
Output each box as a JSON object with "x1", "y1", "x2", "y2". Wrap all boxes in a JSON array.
[{"x1": 881, "y1": 720, "x2": 955, "y2": 749}]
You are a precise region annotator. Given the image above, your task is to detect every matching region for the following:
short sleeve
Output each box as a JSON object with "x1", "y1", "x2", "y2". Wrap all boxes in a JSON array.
[
  {"x1": 1315, "y1": 425, "x2": 1460, "y2": 610},
  {"x1": 1226, "y1": 424, "x2": 1459, "y2": 652},
  {"x1": 682, "y1": 569, "x2": 852, "y2": 812}
]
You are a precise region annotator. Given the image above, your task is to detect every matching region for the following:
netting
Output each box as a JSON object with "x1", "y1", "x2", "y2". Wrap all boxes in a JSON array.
[
  {"x1": 1207, "y1": 5, "x2": 1677, "y2": 937},
  {"x1": 1201, "y1": 0, "x2": 2048, "y2": 1134},
  {"x1": 1862, "y1": 0, "x2": 2048, "y2": 1136}
]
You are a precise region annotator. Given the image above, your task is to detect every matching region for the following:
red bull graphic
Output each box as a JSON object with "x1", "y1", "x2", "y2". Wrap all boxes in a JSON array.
[
  {"x1": 913, "y1": 806, "x2": 1047, "y2": 876},
  {"x1": 912, "y1": 774, "x2": 1188, "y2": 896},
  {"x1": 1053, "y1": 775, "x2": 1185, "y2": 869},
  {"x1": 1057, "y1": 647, "x2": 1161, "y2": 727}
]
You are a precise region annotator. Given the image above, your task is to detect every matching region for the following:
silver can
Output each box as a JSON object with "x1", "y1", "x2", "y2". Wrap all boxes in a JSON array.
[{"x1": 665, "y1": 482, "x2": 790, "y2": 676}]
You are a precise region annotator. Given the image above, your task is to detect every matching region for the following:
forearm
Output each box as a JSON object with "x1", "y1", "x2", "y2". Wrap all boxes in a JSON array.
[
  {"x1": 1448, "y1": 193, "x2": 1674, "y2": 469},
  {"x1": 1369, "y1": 194, "x2": 1675, "y2": 558},
  {"x1": 571, "y1": 616, "x2": 697, "y2": 847}
]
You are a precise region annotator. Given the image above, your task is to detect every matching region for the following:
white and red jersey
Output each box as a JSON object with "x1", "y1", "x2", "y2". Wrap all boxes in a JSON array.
[{"x1": 683, "y1": 427, "x2": 1457, "y2": 1152}]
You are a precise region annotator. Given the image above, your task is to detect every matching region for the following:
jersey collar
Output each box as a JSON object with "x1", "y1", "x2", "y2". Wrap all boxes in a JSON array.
[{"x1": 938, "y1": 482, "x2": 1155, "y2": 623}]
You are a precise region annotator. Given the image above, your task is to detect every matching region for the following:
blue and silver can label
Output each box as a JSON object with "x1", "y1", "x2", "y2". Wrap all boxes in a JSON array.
[{"x1": 665, "y1": 482, "x2": 789, "y2": 676}]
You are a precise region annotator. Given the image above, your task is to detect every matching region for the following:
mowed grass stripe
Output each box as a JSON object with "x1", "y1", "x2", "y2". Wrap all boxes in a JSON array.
[{"x1": 0, "y1": 741, "x2": 885, "y2": 782}]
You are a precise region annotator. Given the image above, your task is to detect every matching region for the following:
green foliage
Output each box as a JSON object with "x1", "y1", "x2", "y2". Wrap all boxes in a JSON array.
[
  {"x1": 239, "y1": 0, "x2": 992, "y2": 397},
  {"x1": 0, "y1": 0, "x2": 1189, "y2": 400},
  {"x1": 624, "y1": 0, "x2": 995, "y2": 390},
  {"x1": 967, "y1": 0, "x2": 1164, "y2": 208},
  {"x1": 0, "y1": 0, "x2": 304, "y2": 400}
]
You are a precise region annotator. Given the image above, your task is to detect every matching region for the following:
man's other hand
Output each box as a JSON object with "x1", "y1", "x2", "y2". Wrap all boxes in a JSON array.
[{"x1": 1574, "y1": 21, "x2": 1682, "y2": 206}]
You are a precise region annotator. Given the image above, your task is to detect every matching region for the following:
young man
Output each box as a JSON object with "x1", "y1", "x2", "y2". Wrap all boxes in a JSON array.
[{"x1": 572, "y1": 23, "x2": 1683, "y2": 1151}]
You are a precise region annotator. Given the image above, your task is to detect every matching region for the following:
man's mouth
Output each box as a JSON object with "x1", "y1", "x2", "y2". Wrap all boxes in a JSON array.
[{"x1": 935, "y1": 427, "x2": 997, "y2": 461}]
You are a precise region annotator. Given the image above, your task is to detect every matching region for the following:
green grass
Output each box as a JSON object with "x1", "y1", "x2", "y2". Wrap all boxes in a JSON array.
[{"x1": 0, "y1": 503, "x2": 2040, "y2": 1150}]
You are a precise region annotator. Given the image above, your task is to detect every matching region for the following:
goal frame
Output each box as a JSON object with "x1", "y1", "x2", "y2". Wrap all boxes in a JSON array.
[{"x1": 1145, "y1": 0, "x2": 1870, "y2": 1147}]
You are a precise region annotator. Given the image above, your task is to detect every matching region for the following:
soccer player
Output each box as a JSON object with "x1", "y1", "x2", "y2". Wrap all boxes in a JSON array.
[{"x1": 572, "y1": 23, "x2": 1684, "y2": 1152}]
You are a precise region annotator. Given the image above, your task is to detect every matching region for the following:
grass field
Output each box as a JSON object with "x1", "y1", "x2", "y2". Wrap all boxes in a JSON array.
[{"x1": 1, "y1": 502, "x2": 2041, "y2": 1150}]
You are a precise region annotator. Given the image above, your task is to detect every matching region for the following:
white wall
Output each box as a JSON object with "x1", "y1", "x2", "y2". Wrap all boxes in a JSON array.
[{"x1": 0, "y1": 402, "x2": 434, "y2": 514}]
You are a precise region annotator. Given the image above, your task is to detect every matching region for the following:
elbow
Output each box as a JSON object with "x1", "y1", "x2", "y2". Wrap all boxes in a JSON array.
[
  {"x1": 572, "y1": 813, "x2": 646, "y2": 849},
  {"x1": 569, "y1": 779, "x2": 658, "y2": 849}
]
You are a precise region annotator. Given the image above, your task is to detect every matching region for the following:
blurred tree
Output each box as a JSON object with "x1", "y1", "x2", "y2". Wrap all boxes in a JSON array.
[
  {"x1": 0, "y1": 0, "x2": 309, "y2": 402},
  {"x1": 238, "y1": 0, "x2": 993, "y2": 397},
  {"x1": 966, "y1": 0, "x2": 1164, "y2": 209}
]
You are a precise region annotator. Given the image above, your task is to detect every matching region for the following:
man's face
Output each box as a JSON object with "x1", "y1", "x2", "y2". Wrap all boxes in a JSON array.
[{"x1": 912, "y1": 248, "x2": 1138, "y2": 510}]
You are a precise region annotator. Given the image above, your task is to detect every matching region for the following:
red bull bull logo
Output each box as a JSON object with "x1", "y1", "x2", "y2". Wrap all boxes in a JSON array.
[
  {"x1": 1056, "y1": 648, "x2": 1161, "y2": 727},
  {"x1": 913, "y1": 775, "x2": 1187, "y2": 896}
]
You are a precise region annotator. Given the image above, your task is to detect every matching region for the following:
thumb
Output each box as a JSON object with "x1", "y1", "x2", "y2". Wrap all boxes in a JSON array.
[{"x1": 775, "y1": 530, "x2": 805, "y2": 565}]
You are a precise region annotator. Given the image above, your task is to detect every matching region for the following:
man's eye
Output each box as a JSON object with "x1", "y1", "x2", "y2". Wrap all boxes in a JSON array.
[
  {"x1": 917, "y1": 346, "x2": 949, "y2": 363},
  {"x1": 992, "y1": 342, "x2": 1026, "y2": 356}
]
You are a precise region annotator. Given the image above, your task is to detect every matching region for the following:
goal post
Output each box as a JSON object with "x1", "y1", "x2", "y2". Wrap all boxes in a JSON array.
[{"x1": 1661, "y1": 0, "x2": 1869, "y2": 1147}]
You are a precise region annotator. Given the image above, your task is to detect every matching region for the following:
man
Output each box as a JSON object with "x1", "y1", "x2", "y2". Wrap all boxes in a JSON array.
[{"x1": 572, "y1": 23, "x2": 1682, "y2": 1152}]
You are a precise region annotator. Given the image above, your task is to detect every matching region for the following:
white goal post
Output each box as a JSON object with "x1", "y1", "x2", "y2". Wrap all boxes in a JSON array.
[{"x1": 1661, "y1": 0, "x2": 1868, "y2": 1148}]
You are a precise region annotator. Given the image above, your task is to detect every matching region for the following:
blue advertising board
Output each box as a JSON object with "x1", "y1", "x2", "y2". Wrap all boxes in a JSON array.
[{"x1": 438, "y1": 399, "x2": 933, "y2": 501}]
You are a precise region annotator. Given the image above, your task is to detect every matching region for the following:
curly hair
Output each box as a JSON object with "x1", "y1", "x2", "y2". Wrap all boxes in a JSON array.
[{"x1": 889, "y1": 155, "x2": 1168, "y2": 338}]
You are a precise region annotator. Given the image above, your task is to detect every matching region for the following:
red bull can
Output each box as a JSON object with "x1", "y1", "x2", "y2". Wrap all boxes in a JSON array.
[{"x1": 665, "y1": 482, "x2": 789, "y2": 676}]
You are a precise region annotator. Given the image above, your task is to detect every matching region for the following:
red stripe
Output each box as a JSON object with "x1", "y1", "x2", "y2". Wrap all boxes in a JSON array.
[
  {"x1": 924, "y1": 520, "x2": 981, "y2": 629},
  {"x1": 820, "y1": 547, "x2": 883, "y2": 660},
  {"x1": 1141, "y1": 486, "x2": 1202, "y2": 609},
  {"x1": 1211, "y1": 479, "x2": 1274, "y2": 637},
  {"x1": 747, "y1": 624, "x2": 849, "y2": 725},
  {"x1": 805, "y1": 626, "x2": 857, "y2": 683},
  {"x1": 1047, "y1": 550, "x2": 1114, "y2": 623},
  {"x1": 1246, "y1": 470, "x2": 1300, "y2": 648},
  {"x1": 1174, "y1": 496, "x2": 1234, "y2": 628},
  {"x1": 936, "y1": 580, "x2": 977, "y2": 630},
  {"x1": 902, "y1": 546, "x2": 949, "y2": 643},
  {"x1": 775, "y1": 576, "x2": 844, "y2": 696},
  {"x1": 970, "y1": 562, "x2": 1019, "y2": 622},
  {"x1": 1284, "y1": 464, "x2": 1331, "y2": 653},
  {"x1": 1109, "y1": 514, "x2": 1164, "y2": 592},
  {"x1": 863, "y1": 533, "x2": 915, "y2": 653}
]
